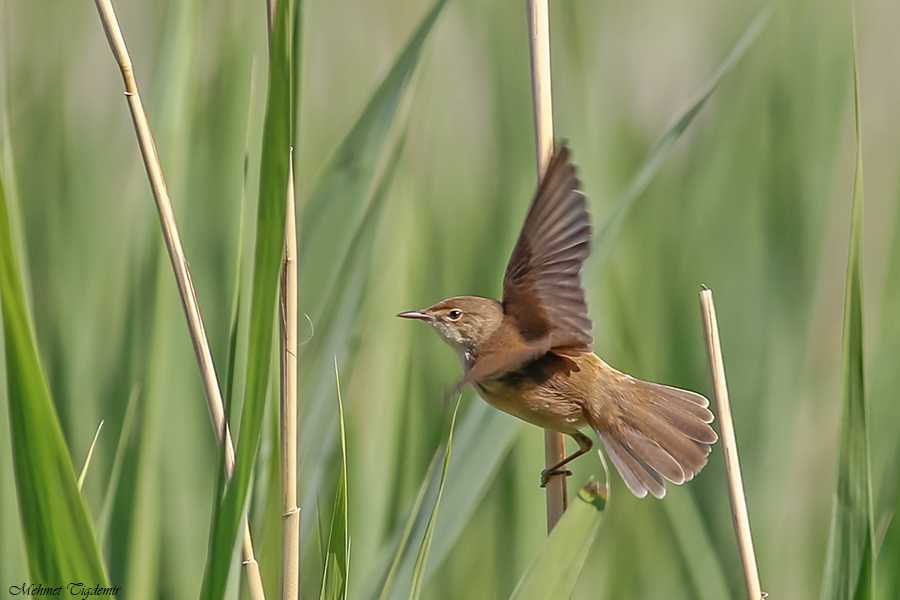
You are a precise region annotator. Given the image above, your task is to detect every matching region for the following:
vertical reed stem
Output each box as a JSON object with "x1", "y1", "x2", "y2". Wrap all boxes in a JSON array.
[
  {"x1": 526, "y1": 0, "x2": 567, "y2": 531},
  {"x1": 280, "y1": 152, "x2": 300, "y2": 600},
  {"x1": 699, "y1": 285, "x2": 763, "y2": 600}
]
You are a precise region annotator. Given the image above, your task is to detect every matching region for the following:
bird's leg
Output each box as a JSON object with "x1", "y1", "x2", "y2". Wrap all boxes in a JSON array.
[{"x1": 540, "y1": 431, "x2": 593, "y2": 487}]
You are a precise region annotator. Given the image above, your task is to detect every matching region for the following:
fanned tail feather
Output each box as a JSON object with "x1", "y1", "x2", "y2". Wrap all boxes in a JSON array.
[{"x1": 590, "y1": 379, "x2": 717, "y2": 499}]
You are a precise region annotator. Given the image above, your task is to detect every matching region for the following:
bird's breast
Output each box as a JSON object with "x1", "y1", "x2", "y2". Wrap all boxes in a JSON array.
[{"x1": 471, "y1": 352, "x2": 592, "y2": 434}]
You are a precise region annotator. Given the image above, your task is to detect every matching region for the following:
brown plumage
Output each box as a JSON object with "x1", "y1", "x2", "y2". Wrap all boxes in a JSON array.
[{"x1": 399, "y1": 146, "x2": 717, "y2": 498}]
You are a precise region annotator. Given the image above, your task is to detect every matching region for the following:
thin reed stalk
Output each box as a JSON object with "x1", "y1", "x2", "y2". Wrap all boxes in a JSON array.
[
  {"x1": 280, "y1": 153, "x2": 300, "y2": 599},
  {"x1": 699, "y1": 285, "x2": 763, "y2": 600},
  {"x1": 77, "y1": 420, "x2": 104, "y2": 491},
  {"x1": 526, "y1": 0, "x2": 567, "y2": 531},
  {"x1": 91, "y1": 1, "x2": 265, "y2": 597}
]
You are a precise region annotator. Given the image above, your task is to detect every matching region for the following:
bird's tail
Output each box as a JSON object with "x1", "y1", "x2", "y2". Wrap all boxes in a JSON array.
[{"x1": 585, "y1": 374, "x2": 718, "y2": 499}]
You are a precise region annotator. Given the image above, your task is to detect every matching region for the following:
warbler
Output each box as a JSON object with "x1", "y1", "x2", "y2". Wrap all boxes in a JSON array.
[{"x1": 399, "y1": 146, "x2": 717, "y2": 498}]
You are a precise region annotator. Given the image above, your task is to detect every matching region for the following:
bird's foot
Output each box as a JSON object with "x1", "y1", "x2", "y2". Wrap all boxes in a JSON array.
[{"x1": 540, "y1": 468, "x2": 572, "y2": 488}]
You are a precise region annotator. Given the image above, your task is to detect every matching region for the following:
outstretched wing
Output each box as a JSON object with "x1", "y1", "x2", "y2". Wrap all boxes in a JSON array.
[{"x1": 502, "y1": 145, "x2": 593, "y2": 353}]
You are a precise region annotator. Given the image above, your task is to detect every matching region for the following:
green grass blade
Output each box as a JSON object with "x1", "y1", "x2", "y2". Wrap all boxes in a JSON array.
[
  {"x1": 292, "y1": 0, "x2": 304, "y2": 149},
  {"x1": 223, "y1": 58, "x2": 257, "y2": 419},
  {"x1": 590, "y1": 0, "x2": 776, "y2": 268},
  {"x1": 98, "y1": 387, "x2": 140, "y2": 549},
  {"x1": 508, "y1": 480, "x2": 607, "y2": 600},
  {"x1": 0, "y1": 165, "x2": 109, "y2": 585},
  {"x1": 199, "y1": 0, "x2": 292, "y2": 597},
  {"x1": 223, "y1": 293, "x2": 242, "y2": 421},
  {"x1": 820, "y1": 13, "x2": 874, "y2": 600},
  {"x1": 408, "y1": 398, "x2": 461, "y2": 600},
  {"x1": 320, "y1": 360, "x2": 350, "y2": 600},
  {"x1": 412, "y1": 404, "x2": 520, "y2": 580},
  {"x1": 876, "y1": 186, "x2": 900, "y2": 596}
]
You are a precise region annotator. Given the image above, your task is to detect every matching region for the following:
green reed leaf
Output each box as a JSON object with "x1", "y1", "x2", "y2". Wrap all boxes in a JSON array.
[
  {"x1": 508, "y1": 481, "x2": 607, "y2": 600},
  {"x1": 0, "y1": 159, "x2": 109, "y2": 587},
  {"x1": 199, "y1": 0, "x2": 291, "y2": 597},
  {"x1": 820, "y1": 12, "x2": 874, "y2": 600}
]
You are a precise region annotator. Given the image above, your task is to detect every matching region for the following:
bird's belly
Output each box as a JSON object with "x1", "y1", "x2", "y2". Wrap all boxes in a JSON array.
[{"x1": 474, "y1": 377, "x2": 586, "y2": 434}]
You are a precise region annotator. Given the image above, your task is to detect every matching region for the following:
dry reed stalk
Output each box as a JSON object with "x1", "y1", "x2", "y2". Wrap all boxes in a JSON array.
[
  {"x1": 91, "y1": 1, "x2": 265, "y2": 597},
  {"x1": 526, "y1": 0, "x2": 568, "y2": 531},
  {"x1": 280, "y1": 154, "x2": 300, "y2": 599},
  {"x1": 78, "y1": 420, "x2": 104, "y2": 491},
  {"x1": 699, "y1": 286, "x2": 763, "y2": 600}
]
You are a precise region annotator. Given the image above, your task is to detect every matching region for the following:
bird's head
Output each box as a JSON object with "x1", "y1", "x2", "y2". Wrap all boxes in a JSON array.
[{"x1": 398, "y1": 296, "x2": 504, "y2": 369}]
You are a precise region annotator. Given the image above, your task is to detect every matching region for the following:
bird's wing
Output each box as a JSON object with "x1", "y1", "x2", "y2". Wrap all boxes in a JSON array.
[{"x1": 501, "y1": 144, "x2": 594, "y2": 355}]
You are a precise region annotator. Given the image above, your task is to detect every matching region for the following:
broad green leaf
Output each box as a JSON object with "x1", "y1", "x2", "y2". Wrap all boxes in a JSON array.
[
  {"x1": 820, "y1": 15, "x2": 874, "y2": 600},
  {"x1": 320, "y1": 361, "x2": 350, "y2": 600},
  {"x1": 0, "y1": 162, "x2": 109, "y2": 585},
  {"x1": 508, "y1": 481, "x2": 607, "y2": 600},
  {"x1": 408, "y1": 398, "x2": 460, "y2": 600},
  {"x1": 199, "y1": 0, "x2": 291, "y2": 597}
]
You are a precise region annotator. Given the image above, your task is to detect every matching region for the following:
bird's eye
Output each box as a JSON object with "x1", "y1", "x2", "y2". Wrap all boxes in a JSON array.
[{"x1": 448, "y1": 309, "x2": 462, "y2": 321}]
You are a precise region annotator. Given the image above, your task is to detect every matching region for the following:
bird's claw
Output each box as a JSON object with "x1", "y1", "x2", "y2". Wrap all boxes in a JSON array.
[{"x1": 540, "y1": 468, "x2": 572, "y2": 487}]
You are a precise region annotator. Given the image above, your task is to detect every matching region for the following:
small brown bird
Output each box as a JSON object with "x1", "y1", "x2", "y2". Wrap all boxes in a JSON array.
[{"x1": 399, "y1": 146, "x2": 717, "y2": 498}]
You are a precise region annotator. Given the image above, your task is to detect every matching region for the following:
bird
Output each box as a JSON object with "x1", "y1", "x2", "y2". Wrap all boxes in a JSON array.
[{"x1": 398, "y1": 145, "x2": 717, "y2": 499}]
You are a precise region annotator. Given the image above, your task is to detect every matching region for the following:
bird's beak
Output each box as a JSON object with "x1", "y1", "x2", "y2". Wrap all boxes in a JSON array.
[{"x1": 397, "y1": 310, "x2": 435, "y2": 322}]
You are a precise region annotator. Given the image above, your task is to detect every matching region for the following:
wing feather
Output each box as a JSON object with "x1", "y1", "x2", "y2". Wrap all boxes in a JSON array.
[{"x1": 502, "y1": 145, "x2": 594, "y2": 351}]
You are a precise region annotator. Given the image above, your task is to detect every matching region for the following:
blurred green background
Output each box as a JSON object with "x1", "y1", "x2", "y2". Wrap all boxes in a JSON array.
[{"x1": 2, "y1": 0, "x2": 899, "y2": 598}]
